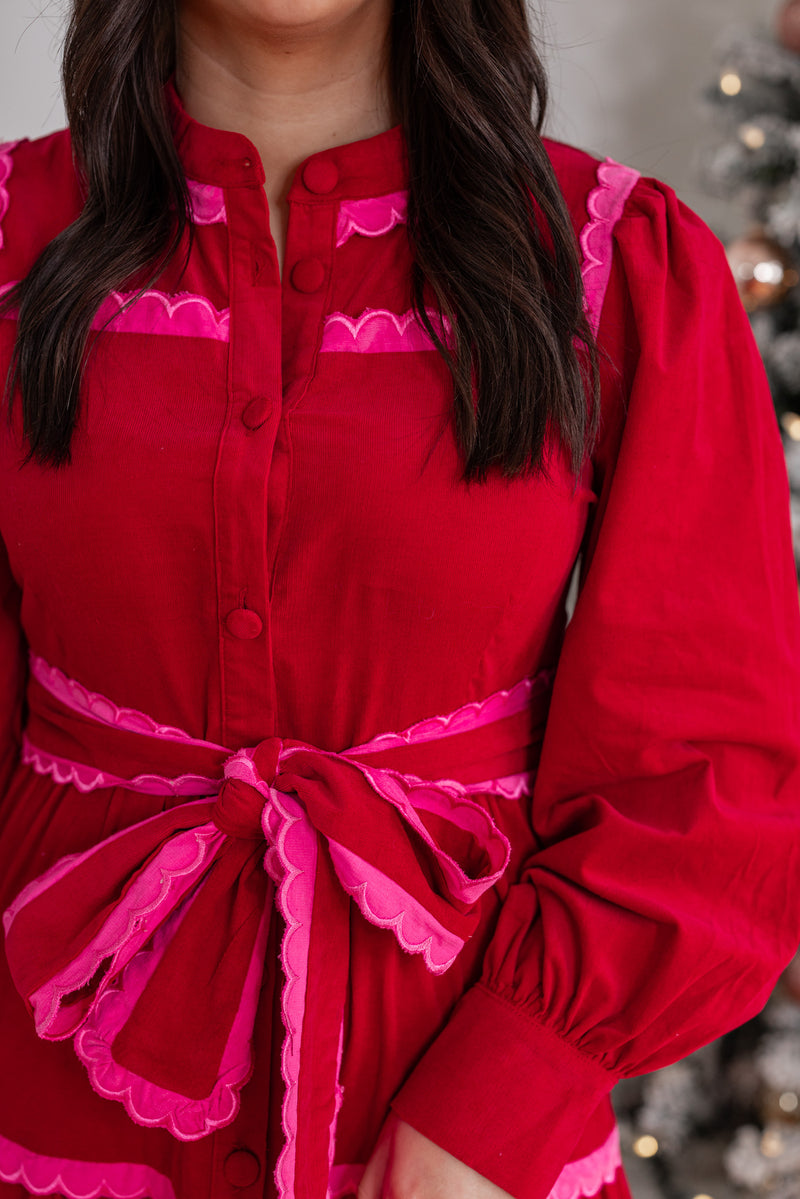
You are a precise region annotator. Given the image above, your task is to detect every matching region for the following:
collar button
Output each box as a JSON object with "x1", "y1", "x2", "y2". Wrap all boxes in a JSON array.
[{"x1": 302, "y1": 159, "x2": 339, "y2": 194}]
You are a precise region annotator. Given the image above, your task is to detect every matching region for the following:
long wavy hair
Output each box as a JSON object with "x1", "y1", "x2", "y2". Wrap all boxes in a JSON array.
[{"x1": 2, "y1": 0, "x2": 600, "y2": 481}]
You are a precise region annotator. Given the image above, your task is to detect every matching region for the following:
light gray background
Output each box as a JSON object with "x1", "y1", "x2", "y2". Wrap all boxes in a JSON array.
[{"x1": 0, "y1": 0, "x2": 783, "y2": 238}]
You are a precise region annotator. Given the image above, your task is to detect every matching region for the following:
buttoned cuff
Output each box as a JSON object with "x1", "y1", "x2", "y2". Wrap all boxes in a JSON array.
[{"x1": 390, "y1": 983, "x2": 616, "y2": 1199}]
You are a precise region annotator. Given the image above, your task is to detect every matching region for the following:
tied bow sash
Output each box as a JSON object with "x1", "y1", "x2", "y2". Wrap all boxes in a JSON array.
[{"x1": 3, "y1": 655, "x2": 552, "y2": 1199}]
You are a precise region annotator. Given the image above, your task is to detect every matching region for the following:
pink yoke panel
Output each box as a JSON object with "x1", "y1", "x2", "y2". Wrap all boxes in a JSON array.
[
  {"x1": 320, "y1": 308, "x2": 452, "y2": 354},
  {"x1": 92, "y1": 290, "x2": 230, "y2": 341},
  {"x1": 336, "y1": 191, "x2": 408, "y2": 247}
]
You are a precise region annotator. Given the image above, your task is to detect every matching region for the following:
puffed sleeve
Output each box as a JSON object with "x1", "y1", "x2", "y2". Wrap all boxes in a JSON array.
[
  {"x1": 391, "y1": 176, "x2": 800, "y2": 1198},
  {"x1": 0, "y1": 531, "x2": 24, "y2": 802}
]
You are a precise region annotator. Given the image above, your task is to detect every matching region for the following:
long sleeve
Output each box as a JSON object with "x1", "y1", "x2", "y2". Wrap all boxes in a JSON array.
[
  {"x1": 0, "y1": 532, "x2": 24, "y2": 802},
  {"x1": 391, "y1": 177, "x2": 800, "y2": 1198}
]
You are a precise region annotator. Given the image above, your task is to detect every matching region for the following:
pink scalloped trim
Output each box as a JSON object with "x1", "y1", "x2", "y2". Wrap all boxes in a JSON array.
[
  {"x1": 29, "y1": 653, "x2": 227, "y2": 750},
  {"x1": 0, "y1": 141, "x2": 20, "y2": 252},
  {"x1": 25, "y1": 823, "x2": 222, "y2": 1040},
  {"x1": 186, "y1": 178, "x2": 227, "y2": 226},
  {"x1": 546, "y1": 1126, "x2": 622, "y2": 1199},
  {"x1": 320, "y1": 308, "x2": 452, "y2": 353},
  {"x1": 346, "y1": 669, "x2": 553, "y2": 757},
  {"x1": 75, "y1": 897, "x2": 267, "y2": 1141},
  {"x1": 327, "y1": 842, "x2": 464, "y2": 972},
  {"x1": 355, "y1": 763, "x2": 509, "y2": 904},
  {"x1": 580, "y1": 158, "x2": 640, "y2": 336},
  {"x1": 92, "y1": 290, "x2": 230, "y2": 341},
  {"x1": 336, "y1": 191, "x2": 408, "y2": 247},
  {"x1": 21, "y1": 734, "x2": 218, "y2": 797},
  {"x1": 269, "y1": 788, "x2": 320, "y2": 1199},
  {"x1": 0, "y1": 1130, "x2": 177, "y2": 1199}
]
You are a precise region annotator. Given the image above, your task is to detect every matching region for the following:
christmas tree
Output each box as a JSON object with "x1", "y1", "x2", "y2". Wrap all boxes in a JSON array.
[
  {"x1": 701, "y1": 0, "x2": 800, "y2": 568},
  {"x1": 613, "y1": 7, "x2": 800, "y2": 1196}
]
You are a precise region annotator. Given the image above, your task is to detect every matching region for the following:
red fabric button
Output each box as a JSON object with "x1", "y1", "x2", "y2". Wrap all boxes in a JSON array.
[
  {"x1": 225, "y1": 609, "x2": 263, "y2": 640},
  {"x1": 302, "y1": 158, "x2": 339, "y2": 194},
  {"x1": 223, "y1": 1148, "x2": 261, "y2": 1188},
  {"x1": 241, "y1": 396, "x2": 272, "y2": 430},
  {"x1": 291, "y1": 258, "x2": 326, "y2": 295}
]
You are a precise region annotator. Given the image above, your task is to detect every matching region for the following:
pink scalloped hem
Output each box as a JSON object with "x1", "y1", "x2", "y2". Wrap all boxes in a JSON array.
[
  {"x1": 320, "y1": 307, "x2": 452, "y2": 353},
  {"x1": 0, "y1": 141, "x2": 20, "y2": 253},
  {"x1": 0, "y1": 1130, "x2": 177, "y2": 1199},
  {"x1": 186, "y1": 178, "x2": 227, "y2": 226},
  {"x1": 546, "y1": 1126, "x2": 622, "y2": 1199},
  {"x1": 580, "y1": 159, "x2": 641, "y2": 336},
  {"x1": 29, "y1": 653, "x2": 227, "y2": 750},
  {"x1": 92, "y1": 290, "x2": 230, "y2": 341},
  {"x1": 336, "y1": 191, "x2": 408, "y2": 247}
]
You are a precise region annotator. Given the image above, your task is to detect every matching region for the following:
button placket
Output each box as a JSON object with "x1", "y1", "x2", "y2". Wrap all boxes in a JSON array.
[{"x1": 213, "y1": 177, "x2": 281, "y2": 744}]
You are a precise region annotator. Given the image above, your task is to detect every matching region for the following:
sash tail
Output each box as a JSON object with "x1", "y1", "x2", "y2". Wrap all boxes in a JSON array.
[{"x1": 5, "y1": 653, "x2": 553, "y2": 1197}]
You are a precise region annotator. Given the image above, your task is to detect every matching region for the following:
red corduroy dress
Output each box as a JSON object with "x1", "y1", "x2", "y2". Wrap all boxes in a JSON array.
[{"x1": 0, "y1": 82, "x2": 800, "y2": 1199}]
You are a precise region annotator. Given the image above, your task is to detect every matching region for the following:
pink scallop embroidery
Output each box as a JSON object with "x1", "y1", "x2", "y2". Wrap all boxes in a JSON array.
[
  {"x1": 269, "y1": 787, "x2": 320, "y2": 1199},
  {"x1": 0, "y1": 1130, "x2": 177, "y2": 1199},
  {"x1": 92, "y1": 290, "x2": 230, "y2": 341},
  {"x1": 346, "y1": 671, "x2": 553, "y2": 756},
  {"x1": 320, "y1": 307, "x2": 453, "y2": 353},
  {"x1": 336, "y1": 190, "x2": 408, "y2": 247},
  {"x1": 0, "y1": 140, "x2": 20, "y2": 253},
  {"x1": 580, "y1": 158, "x2": 640, "y2": 336},
  {"x1": 15, "y1": 656, "x2": 552, "y2": 1191},
  {"x1": 546, "y1": 1126, "x2": 622, "y2": 1199},
  {"x1": 74, "y1": 897, "x2": 268, "y2": 1141},
  {"x1": 21, "y1": 734, "x2": 218, "y2": 797},
  {"x1": 29, "y1": 652, "x2": 227, "y2": 749},
  {"x1": 186, "y1": 178, "x2": 227, "y2": 226}
]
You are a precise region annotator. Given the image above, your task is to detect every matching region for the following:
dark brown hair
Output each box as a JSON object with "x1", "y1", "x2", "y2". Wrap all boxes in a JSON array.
[{"x1": 2, "y1": 0, "x2": 599, "y2": 481}]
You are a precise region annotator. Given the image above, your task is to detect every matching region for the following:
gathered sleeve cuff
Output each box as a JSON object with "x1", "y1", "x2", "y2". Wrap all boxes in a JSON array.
[{"x1": 392, "y1": 173, "x2": 800, "y2": 1198}]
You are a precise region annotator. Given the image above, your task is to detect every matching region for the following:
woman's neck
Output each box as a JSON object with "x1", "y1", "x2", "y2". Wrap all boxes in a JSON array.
[{"x1": 175, "y1": 1, "x2": 395, "y2": 201}]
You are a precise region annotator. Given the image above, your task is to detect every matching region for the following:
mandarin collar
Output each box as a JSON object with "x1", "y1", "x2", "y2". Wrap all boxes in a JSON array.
[{"x1": 164, "y1": 77, "x2": 408, "y2": 200}]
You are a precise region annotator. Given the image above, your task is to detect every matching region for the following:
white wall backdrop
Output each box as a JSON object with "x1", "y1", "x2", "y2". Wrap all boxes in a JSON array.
[{"x1": 0, "y1": 0, "x2": 782, "y2": 238}]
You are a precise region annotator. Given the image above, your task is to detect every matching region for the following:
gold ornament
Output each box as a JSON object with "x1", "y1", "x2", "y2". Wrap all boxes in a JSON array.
[
  {"x1": 777, "y1": 0, "x2": 800, "y2": 54},
  {"x1": 726, "y1": 229, "x2": 799, "y2": 312}
]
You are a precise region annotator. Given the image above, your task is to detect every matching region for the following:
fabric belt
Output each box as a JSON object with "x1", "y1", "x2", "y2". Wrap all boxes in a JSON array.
[{"x1": 3, "y1": 654, "x2": 553, "y2": 1199}]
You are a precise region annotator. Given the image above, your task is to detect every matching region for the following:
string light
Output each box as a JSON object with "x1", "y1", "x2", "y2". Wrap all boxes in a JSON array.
[
  {"x1": 632, "y1": 1135, "x2": 659, "y2": 1158},
  {"x1": 721, "y1": 71, "x2": 743, "y2": 96},
  {"x1": 761, "y1": 1129, "x2": 785, "y2": 1157},
  {"x1": 740, "y1": 123, "x2": 766, "y2": 150},
  {"x1": 753, "y1": 260, "x2": 787, "y2": 285},
  {"x1": 781, "y1": 413, "x2": 800, "y2": 441},
  {"x1": 779, "y1": 1091, "x2": 799, "y2": 1112}
]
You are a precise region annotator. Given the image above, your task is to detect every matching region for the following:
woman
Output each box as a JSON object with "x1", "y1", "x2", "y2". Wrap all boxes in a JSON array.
[{"x1": 1, "y1": 1, "x2": 799, "y2": 1198}]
